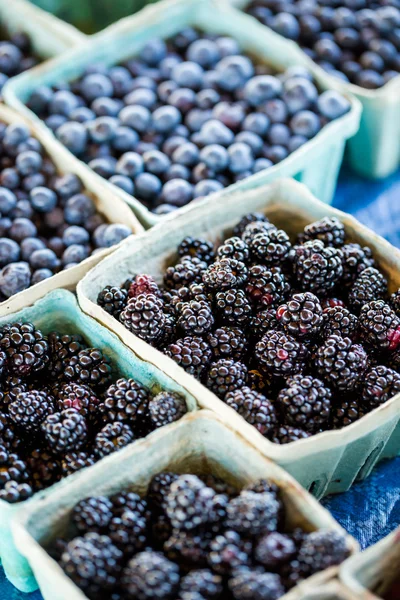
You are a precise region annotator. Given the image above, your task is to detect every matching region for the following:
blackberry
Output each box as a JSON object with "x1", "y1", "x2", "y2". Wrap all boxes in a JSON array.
[
  {"x1": 277, "y1": 375, "x2": 332, "y2": 433},
  {"x1": 292, "y1": 240, "x2": 343, "y2": 296},
  {"x1": 165, "y1": 336, "x2": 212, "y2": 378},
  {"x1": 110, "y1": 490, "x2": 150, "y2": 517},
  {"x1": 56, "y1": 383, "x2": 100, "y2": 420},
  {"x1": 47, "y1": 332, "x2": 86, "y2": 379},
  {"x1": 42, "y1": 409, "x2": 88, "y2": 452},
  {"x1": 322, "y1": 306, "x2": 358, "y2": 340},
  {"x1": 202, "y1": 258, "x2": 248, "y2": 291},
  {"x1": 277, "y1": 292, "x2": 323, "y2": 340},
  {"x1": 64, "y1": 347, "x2": 113, "y2": 390},
  {"x1": 272, "y1": 426, "x2": 311, "y2": 444},
  {"x1": 122, "y1": 551, "x2": 180, "y2": 600},
  {"x1": 248, "y1": 368, "x2": 274, "y2": 395},
  {"x1": 100, "y1": 378, "x2": 150, "y2": 425},
  {"x1": 300, "y1": 217, "x2": 345, "y2": 247},
  {"x1": 206, "y1": 359, "x2": 248, "y2": 397},
  {"x1": 164, "y1": 529, "x2": 212, "y2": 569},
  {"x1": 72, "y1": 496, "x2": 113, "y2": 534},
  {"x1": 358, "y1": 300, "x2": 400, "y2": 351},
  {"x1": 215, "y1": 289, "x2": 252, "y2": 327},
  {"x1": 149, "y1": 391, "x2": 187, "y2": 428},
  {"x1": 109, "y1": 507, "x2": 149, "y2": 556},
  {"x1": 0, "y1": 414, "x2": 16, "y2": 449},
  {"x1": 208, "y1": 530, "x2": 252, "y2": 575},
  {"x1": 249, "y1": 309, "x2": 280, "y2": 341},
  {"x1": 178, "y1": 237, "x2": 215, "y2": 264},
  {"x1": 60, "y1": 533, "x2": 122, "y2": 598},
  {"x1": 341, "y1": 243, "x2": 375, "y2": 286},
  {"x1": 0, "y1": 322, "x2": 49, "y2": 376},
  {"x1": 388, "y1": 349, "x2": 400, "y2": 372},
  {"x1": 164, "y1": 257, "x2": 207, "y2": 290},
  {"x1": 390, "y1": 289, "x2": 400, "y2": 316},
  {"x1": 97, "y1": 285, "x2": 128, "y2": 319},
  {"x1": 120, "y1": 294, "x2": 166, "y2": 345},
  {"x1": 166, "y1": 475, "x2": 217, "y2": 531},
  {"x1": 61, "y1": 451, "x2": 95, "y2": 477},
  {"x1": 167, "y1": 286, "x2": 203, "y2": 316},
  {"x1": 0, "y1": 480, "x2": 33, "y2": 503},
  {"x1": 177, "y1": 299, "x2": 214, "y2": 335},
  {"x1": 1, "y1": 376, "x2": 28, "y2": 409},
  {"x1": 225, "y1": 386, "x2": 277, "y2": 436},
  {"x1": 348, "y1": 267, "x2": 387, "y2": 313},
  {"x1": 321, "y1": 298, "x2": 345, "y2": 310},
  {"x1": 128, "y1": 274, "x2": 162, "y2": 299},
  {"x1": 332, "y1": 398, "x2": 366, "y2": 429},
  {"x1": 94, "y1": 422, "x2": 134, "y2": 458},
  {"x1": 151, "y1": 513, "x2": 172, "y2": 546},
  {"x1": 9, "y1": 390, "x2": 54, "y2": 432},
  {"x1": 0, "y1": 443, "x2": 31, "y2": 503},
  {"x1": 255, "y1": 532, "x2": 296, "y2": 569},
  {"x1": 229, "y1": 569, "x2": 285, "y2": 600},
  {"x1": 201, "y1": 474, "x2": 237, "y2": 498},
  {"x1": 250, "y1": 228, "x2": 291, "y2": 266},
  {"x1": 147, "y1": 472, "x2": 179, "y2": 511},
  {"x1": 242, "y1": 221, "x2": 276, "y2": 245},
  {"x1": 255, "y1": 330, "x2": 308, "y2": 376},
  {"x1": 161, "y1": 313, "x2": 177, "y2": 347},
  {"x1": 297, "y1": 530, "x2": 350, "y2": 577},
  {"x1": 217, "y1": 236, "x2": 250, "y2": 263},
  {"x1": 180, "y1": 570, "x2": 223, "y2": 599},
  {"x1": 0, "y1": 350, "x2": 6, "y2": 378},
  {"x1": 225, "y1": 490, "x2": 280, "y2": 536},
  {"x1": 233, "y1": 212, "x2": 270, "y2": 237},
  {"x1": 245, "y1": 265, "x2": 289, "y2": 308},
  {"x1": 316, "y1": 335, "x2": 368, "y2": 392},
  {"x1": 245, "y1": 479, "x2": 280, "y2": 498},
  {"x1": 207, "y1": 327, "x2": 247, "y2": 361},
  {"x1": 361, "y1": 366, "x2": 400, "y2": 410},
  {"x1": 26, "y1": 448, "x2": 60, "y2": 492}
]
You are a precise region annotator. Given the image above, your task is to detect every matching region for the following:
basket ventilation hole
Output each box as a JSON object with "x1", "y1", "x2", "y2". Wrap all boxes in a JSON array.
[
  {"x1": 356, "y1": 441, "x2": 385, "y2": 482},
  {"x1": 308, "y1": 478, "x2": 327, "y2": 498}
]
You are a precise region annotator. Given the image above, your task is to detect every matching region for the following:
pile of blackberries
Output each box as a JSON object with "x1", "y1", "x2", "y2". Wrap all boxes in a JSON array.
[
  {"x1": 51, "y1": 473, "x2": 350, "y2": 599},
  {"x1": 245, "y1": 0, "x2": 400, "y2": 89},
  {"x1": 26, "y1": 29, "x2": 350, "y2": 215},
  {"x1": 0, "y1": 321, "x2": 187, "y2": 503},
  {"x1": 0, "y1": 30, "x2": 39, "y2": 93},
  {"x1": 0, "y1": 120, "x2": 132, "y2": 300},
  {"x1": 97, "y1": 212, "x2": 400, "y2": 444}
]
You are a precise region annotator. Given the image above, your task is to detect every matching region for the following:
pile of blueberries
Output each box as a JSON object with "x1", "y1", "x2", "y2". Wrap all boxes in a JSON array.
[
  {"x1": 26, "y1": 29, "x2": 350, "y2": 215},
  {"x1": 0, "y1": 121, "x2": 131, "y2": 300},
  {"x1": 0, "y1": 30, "x2": 39, "y2": 93},
  {"x1": 245, "y1": 0, "x2": 400, "y2": 89}
]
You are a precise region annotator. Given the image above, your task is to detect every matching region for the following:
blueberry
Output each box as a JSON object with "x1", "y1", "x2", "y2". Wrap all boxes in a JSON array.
[
  {"x1": 124, "y1": 87, "x2": 157, "y2": 109},
  {"x1": 15, "y1": 151, "x2": 42, "y2": 177},
  {"x1": 196, "y1": 88, "x2": 220, "y2": 110},
  {"x1": 9, "y1": 218, "x2": 37, "y2": 242},
  {"x1": 44, "y1": 207, "x2": 65, "y2": 230},
  {"x1": 193, "y1": 179, "x2": 223, "y2": 198},
  {"x1": 62, "y1": 244, "x2": 89, "y2": 266},
  {"x1": 161, "y1": 178, "x2": 193, "y2": 207},
  {"x1": 56, "y1": 122, "x2": 88, "y2": 155},
  {"x1": 22, "y1": 173, "x2": 46, "y2": 193},
  {"x1": 140, "y1": 39, "x2": 167, "y2": 66},
  {"x1": 0, "y1": 218, "x2": 12, "y2": 236},
  {"x1": 49, "y1": 90, "x2": 79, "y2": 117},
  {"x1": 369, "y1": 39, "x2": 397, "y2": 62},
  {"x1": 70, "y1": 107, "x2": 96, "y2": 123},
  {"x1": 163, "y1": 164, "x2": 190, "y2": 181},
  {"x1": 18, "y1": 137, "x2": 42, "y2": 154},
  {"x1": 0, "y1": 188, "x2": 17, "y2": 215},
  {"x1": 157, "y1": 80, "x2": 178, "y2": 103},
  {"x1": 314, "y1": 39, "x2": 342, "y2": 65},
  {"x1": 216, "y1": 55, "x2": 254, "y2": 91},
  {"x1": 31, "y1": 269, "x2": 53, "y2": 284},
  {"x1": 253, "y1": 157, "x2": 273, "y2": 173},
  {"x1": 30, "y1": 248, "x2": 60, "y2": 271},
  {"x1": 262, "y1": 144, "x2": 288, "y2": 164},
  {"x1": 168, "y1": 88, "x2": 196, "y2": 113},
  {"x1": 162, "y1": 136, "x2": 189, "y2": 157},
  {"x1": 283, "y1": 77, "x2": 318, "y2": 114},
  {"x1": 53, "y1": 173, "x2": 82, "y2": 199},
  {"x1": 45, "y1": 115, "x2": 68, "y2": 133},
  {"x1": 270, "y1": 13, "x2": 300, "y2": 40},
  {"x1": 235, "y1": 131, "x2": 263, "y2": 155},
  {"x1": 62, "y1": 226, "x2": 90, "y2": 247},
  {"x1": 116, "y1": 152, "x2": 144, "y2": 178},
  {"x1": 228, "y1": 142, "x2": 254, "y2": 173},
  {"x1": 27, "y1": 86, "x2": 53, "y2": 114},
  {"x1": 108, "y1": 66, "x2": 133, "y2": 97},
  {"x1": 93, "y1": 224, "x2": 108, "y2": 248},
  {"x1": 171, "y1": 142, "x2": 199, "y2": 167},
  {"x1": 0, "y1": 238, "x2": 20, "y2": 267},
  {"x1": 20, "y1": 237, "x2": 46, "y2": 261},
  {"x1": 101, "y1": 224, "x2": 131, "y2": 248},
  {"x1": 290, "y1": 110, "x2": 321, "y2": 138},
  {"x1": 159, "y1": 55, "x2": 182, "y2": 78},
  {"x1": 215, "y1": 37, "x2": 240, "y2": 57},
  {"x1": 153, "y1": 204, "x2": 177, "y2": 215},
  {"x1": 200, "y1": 119, "x2": 234, "y2": 146},
  {"x1": 185, "y1": 109, "x2": 213, "y2": 132},
  {"x1": 80, "y1": 74, "x2": 114, "y2": 102},
  {"x1": 317, "y1": 90, "x2": 351, "y2": 120},
  {"x1": 152, "y1": 106, "x2": 182, "y2": 133},
  {"x1": 143, "y1": 150, "x2": 171, "y2": 175},
  {"x1": 355, "y1": 69, "x2": 384, "y2": 89},
  {"x1": 0, "y1": 168, "x2": 20, "y2": 190},
  {"x1": 111, "y1": 126, "x2": 139, "y2": 153},
  {"x1": 119, "y1": 105, "x2": 152, "y2": 132},
  {"x1": 267, "y1": 123, "x2": 291, "y2": 147},
  {"x1": 91, "y1": 97, "x2": 122, "y2": 117},
  {"x1": 3, "y1": 124, "x2": 30, "y2": 153},
  {"x1": 87, "y1": 117, "x2": 119, "y2": 144},
  {"x1": 134, "y1": 172, "x2": 162, "y2": 200},
  {"x1": 242, "y1": 113, "x2": 270, "y2": 137},
  {"x1": 199, "y1": 144, "x2": 229, "y2": 172},
  {"x1": 187, "y1": 39, "x2": 221, "y2": 67},
  {"x1": 64, "y1": 194, "x2": 96, "y2": 225},
  {"x1": 263, "y1": 99, "x2": 288, "y2": 123},
  {"x1": 213, "y1": 102, "x2": 245, "y2": 131},
  {"x1": 172, "y1": 61, "x2": 204, "y2": 89},
  {"x1": 173, "y1": 28, "x2": 198, "y2": 51},
  {"x1": 0, "y1": 262, "x2": 31, "y2": 297},
  {"x1": 288, "y1": 135, "x2": 308, "y2": 153},
  {"x1": 109, "y1": 175, "x2": 135, "y2": 195},
  {"x1": 29, "y1": 186, "x2": 58, "y2": 213}
]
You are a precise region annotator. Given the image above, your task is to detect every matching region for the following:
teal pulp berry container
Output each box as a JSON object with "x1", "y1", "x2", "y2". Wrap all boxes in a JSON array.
[
  {"x1": 0, "y1": 289, "x2": 197, "y2": 592},
  {"x1": 78, "y1": 176, "x2": 400, "y2": 501},
  {"x1": 224, "y1": 0, "x2": 400, "y2": 180},
  {"x1": 3, "y1": 0, "x2": 361, "y2": 229}
]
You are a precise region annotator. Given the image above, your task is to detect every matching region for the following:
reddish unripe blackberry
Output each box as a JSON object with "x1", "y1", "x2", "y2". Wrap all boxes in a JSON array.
[
  {"x1": 177, "y1": 299, "x2": 214, "y2": 335},
  {"x1": 358, "y1": 300, "x2": 400, "y2": 351},
  {"x1": 341, "y1": 243, "x2": 375, "y2": 286},
  {"x1": 109, "y1": 508, "x2": 149, "y2": 556},
  {"x1": 229, "y1": 569, "x2": 285, "y2": 600},
  {"x1": 208, "y1": 530, "x2": 252, "y2": 575},
  {"x1": 26, "y1": 448, "x2": 60, "y2": 492},
  {"x1": 245, "y1": 264, "x2": 289, "y2": 308},
  {"x1": 147, "y1": 472, "x2": 179, "y2": 511},
  {"x1": 299, "y1": 216, "x2": 345, "y2": 247},
  {"x1": 272, "y1": 426, "x2": 311, "y2": 444},
  {"x1": 100, "y1": 378, "x2": 150, "y2": 425},
  {"x1": 56, "y1": 383, "x2": 100, "y2": 420},
  {"x1": 249, "y1": 309, "x2": 280, "y2": 341},
  {"x1": 61, "y1": 451, "x2": 95, "y2": 477},
  {"x1": 207, "y1": 327, "x2": 247, "y2": 361},
  {"x1": 165, "y1": 529, "x2": 212, "y2": 570},
  {"x1": 97, "y1": 285, "x2": 128, "y2": 319},
  {"x1": 215, "y1": 289, "x2": 252, "y2": 327},
  {"x1": 180, "y1": 569, "x2": 223, "y2": 599},
  {"x1": 233, "y1": 212, "x2": 270, "y2": 237},
  {"x1": 122, "y1": 551, "x2": 180, "y2": 600},
  {"x1": 120, "y1": 294, "x2": 166, "y2": 345},
  {"x1": 165, "y1": 336, "x2": 212, "y2": 378},
  {"x1": 9, "y1": 390, "x2": 54, "y2": 432},
  {"x1": 164, "y1": 257, "x2": 207, "y2": 289},
  {"x1": 250, "y1": 228, "x2": 291, "y2": 266},
  {"x1": 255, "y1": 532, "x2": 296, "y2": 568},
  {"x1": 321, "y1": 298, "x2": 345, "y2": 310},
  {"x1": 0, "y1": 322, "x2": 49, "y2": 377},
  {"x1": 225, "y1": 490, "x2": 280, "y2": 536},
  {"x1": 241, "y1": 220, "x2": 276, "y2": 245},
  {"x1": 277, "y1": 375, "x2": 332, "y2": 433},
  {"x1": 178, "y1": 236, "x2": 215, "y2": 264},
  {"x1": 72, "y1": 496, "x2": 113, "y2": 534},
  {"x1": 65, "y1": 347, "x2": 112, "y2": 390},
  {"x1": 94, "y1": 422, "x2": 134, "y2": 458},
  {"x1": 316, "y1": 335, "x2": 368, "y2": 392},
  {"x1": 149, "y1": 391, "x2": 187, "y2": 428},
  {"x1": 348, "y1": 267, "x2": 387, "y2": 313},
  {"x1": 332, "y1": 398, "x2": 367, "y2": 429},
  {"x1": 255, "y1": 330, "x2": 308, "y2": 376},
  {"x1": 42, "y1": 409, "x2": 88, "y2": 453},
  {"x1": 206, "y1": 359, "x2": 248, "y2": 397},
  {"x1": 292, "y1": 240, "x2": 343, "y2": 296},
  {"x1": 277, "y1": 292, "x2": 323, "y2": 340},
  {"x1": 166, "y1": 475, "x2": 217, "y2": 531},
  {"x1": 128, "y1": 274, "x2": 162, "y2": 299},
  {"x1": 47, "y1": 331, "x2": 86, "y2": 379},
  {"x1": 202, "y1": 257, "x2": 248, "y2": 291},
  {"x1": 361, "y1": 365, "x2": 400, "y2": 410},
  {"x1": 297, "y1": 530, "x2": 350, "y2": 577},
  {"x1": 322, "y1": 306, "x2": 358, "y2": 340},
  {"x1": 217, "y1": 236, "x2": 250, "y2": 263},
  {"x1": 225, "y1": 386, "x2": 277, "y2": 436}
]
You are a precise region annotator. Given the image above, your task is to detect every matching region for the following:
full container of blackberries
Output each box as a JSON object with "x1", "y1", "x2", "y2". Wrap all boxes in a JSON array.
[{"x1": 3, "y1": 0, "x2": 361, "y2": 227}]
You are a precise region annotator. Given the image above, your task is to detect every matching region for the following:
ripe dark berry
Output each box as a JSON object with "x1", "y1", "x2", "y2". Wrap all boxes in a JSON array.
[
  {"x1": 26, "y1": 448, "x2": 61, "y2": 492},
  {"x1": 208, "y1": 530, "x2": 252, "y2": 575},
  {"x1": 164, "y1": 528, "x2": 212, "y2": 570},
  {"x1": 322, "y1": 306, "x2": 358, "y2": 340},
  {"x1": 164, "y1": 257, "x2": 207, "y2": 290},
  {"x1": 272, "y1": 425, "x2": 311, "y2": 444},
  {"x1": 332, "y1": 398, "x2": 367, "y2": 429},
  {"x1": 61, "y1": 451, "x2": 95, "y2": 477},
  {"x1": 250, "y1": 228, "x2": 291, "y2": 266},
  {"x1": 0, "y1": 322, "x2": 49, "y2": 376},
  {"x1": 276, "y1": 292, "x2": 323, "y2": 340},
  {"x1": 249, "y1": 309, "x2": 280, "y2": 341},
  {"x1": 109, "y1": 498, "x2": 150, "y2": 556},
  {"x1": 316, "y1": 335, "x2": 368, "y2": 392},
  {"x1": 217, "y1": 236, "x2": 250, "y2": 263},
  {"x1": 206, "y1": 359, "x2": 248, "y2": 397},
  {"x1": 255, "y1": 330, "x2": 308, "y2": 376},
  {"x1": 149, "y1": 391, "x2": 187, "y2": 428},
  {"x1": 100, "y1": 378, "x2": 150, "y2": 426},
  {"x1": 358, "y1": 300, "x2": 400, "y2": 351},
  {"x1": 215, "y1": 288, "x2": 252, "y2": 328},
  {"x1": 178, "y1": 236, "x2": 215, "y2": 264},
  {"x1": 122, "y1": 551, "x2": 180, "y2": 600},
  {"x1": 147, "y1": 472, "x2": 179, "y2": 511},
  {"x1": 120, "y1": 294, "x2": 166, "y2": 344},
  {"x1": 42, "y1": 409, "x2": 88, "y2": 453},
  {"x1": 292, "y1": 240, "x2": 343, "y2": 296},
  {"x1": 9, "y1": 390, "x2": 54, "y2": 432},
  {"x1": 225, "y1": 490, "x2": 280, "y2": 536},
  {"x1": 47, "y1": 332, "x2": 86, "y2": 379},
  {"x1": 341, "y1": 243, "x2": 375, "y2": 286},
  {"x1": 166, "y1": 475, "x2": 217, "y2": 531},
  {"x1": 203, "y1": 257, "x2": 248, "y2": 291},
  {"x1": 233, "y1": 213, "x2": 270, "y2": 237},
  {"x1": 72, "y1": 496, "x2": 113, "y2": 534},
  {"x1": 361, "y1": 365, "x2": 400, "y2": 410},
  {"x1": 56, "y1": 383, "x2": 100, "y2": 420},
  {"x1": 180, "y1": 569, "x2": 223, "y2": 599},
  {"x1": 94, "y1": 422, "x2": 134, "y2": 458},
  {"x1": 255, "y1": 531, "x2": 296, "y2": 568},
  {"x1": 225, "y1": 386, "x2": 277, "y2": 436},
  {"x1": 277, "y1": 375, "x2": 332, "y2": 433},
  {"x1": 64, "y1": 347, "x2": 113, "y2": 390},
  {"x1": 177, "y1": 299, "x2": 214, "y2": 335},
  {"x1": 348, "y1": 267, "x2": 387, "y2": 313},
  {"x1": 165, "y1": 336, "x2": 212, "y2": 377},
  {"x1": 207, "y1": 327, "x2": 247, "y2": 361},
  {"x1": 297, "y1": 530, "x2": 350, "y2": 577},
  {"x1": 97, "y1": 285, "x2": 128, "y2": 319},
  {"x1": 300, "y1": 217, "x2": 345, "y2": 247},
  {"x1": 245, "y1": 265, "x2": 289, "y2": 308},
  {"x1": 229, "y1": 569, "x2": 285, "y2": 600}
]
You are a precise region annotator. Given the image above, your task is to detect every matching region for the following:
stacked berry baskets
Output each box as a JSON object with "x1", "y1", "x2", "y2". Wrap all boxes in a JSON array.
[
  {"x1": 0, "y1": 289, "x2": 196, "y2": 592},
  {"x1": 12, "y1": 411, "x2": 358, "y2": 600},
  {"x1": 79, "y1": 178, "x2": 400, "y2": 498},
  {"x1": 3, "y1": 0, "x2": 361, "y2": 226}
]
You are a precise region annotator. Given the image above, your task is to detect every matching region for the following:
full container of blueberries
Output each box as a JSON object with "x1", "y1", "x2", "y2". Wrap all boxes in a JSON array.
[
  {"x1": 3, "y1": 0, "x2": 361, "y2": 228},
  {"x1": 0, "y1": 288, "x2": 197, "y2": 592},
  {"x1": 224, "y1": 0, "x2": 400, "y2": 179},
  {"x1": 78, "y1": 176, "x2": 400, "y2": 500},
  {"x1": 11, "y1": 410, "x2": 358, "y2": 600}
]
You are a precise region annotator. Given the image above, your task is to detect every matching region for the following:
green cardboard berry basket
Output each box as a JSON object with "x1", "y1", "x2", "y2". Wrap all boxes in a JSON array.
[
  {"x1": 0, "y1": 288, "x2": 198, "y2": 592},
  {"x1": 3, "y1": 0, "x2": 361, "y2": 228},
  {"x1": 12, "y1": 410, "x2": 358, "y2": 599},
  {"x1": 78, "y1": 177, "x2": 400, "y2": 500},
  {"x1": 224, "y1": 0, "x2": 400, "y2": 180}
]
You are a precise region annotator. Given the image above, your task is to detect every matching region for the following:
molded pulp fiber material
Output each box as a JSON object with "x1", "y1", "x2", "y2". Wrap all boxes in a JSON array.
[
  {"x1": 225, "y1": 0, "x2": 400, "y2": 179},
  {"x1": 78, "y1": 177, "x2": 400, "y2": 500},
  {"x1": 3, "y1": 0, "x2": 361, "y2": 228},
  {"x1": 340, "y1": 526, "x2": 400, "y2": 599},
  {"x1": 13, "y1": 411, "x2": 358, "y2": 600},
  {"x1": 0, "y1": 289, "x2": 197, "y2": 592},
  {"x1": 0, "y1": 104, "x2": 143, "y2": 317},
  {"x1": 297, "y1": 580, "x2": 359, "y2": 600}
]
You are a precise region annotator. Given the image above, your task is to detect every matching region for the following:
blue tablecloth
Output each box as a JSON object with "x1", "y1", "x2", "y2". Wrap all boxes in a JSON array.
[{"x1": 1, "y1": 166, "x2": 400, "y2": 599}]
